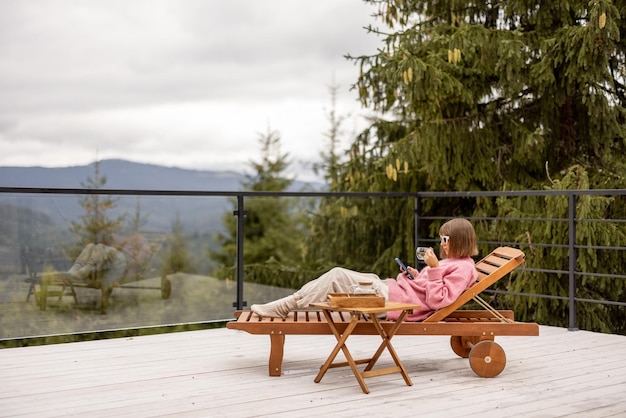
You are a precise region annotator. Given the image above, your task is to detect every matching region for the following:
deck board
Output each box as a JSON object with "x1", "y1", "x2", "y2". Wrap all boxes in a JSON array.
[{"x1": 1, "y1": 325, "x2": 625, "y2": 417}]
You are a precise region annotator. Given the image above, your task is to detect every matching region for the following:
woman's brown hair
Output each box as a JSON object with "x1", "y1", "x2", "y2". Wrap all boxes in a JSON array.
[{"x1": 439, "y1": 218, "x2": 478, "y2": 258}]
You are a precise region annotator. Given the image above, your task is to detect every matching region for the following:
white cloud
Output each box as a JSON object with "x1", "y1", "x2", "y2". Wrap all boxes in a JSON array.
[{"x1": 0, "y1": 0, "x2": 381, "y2": 182}]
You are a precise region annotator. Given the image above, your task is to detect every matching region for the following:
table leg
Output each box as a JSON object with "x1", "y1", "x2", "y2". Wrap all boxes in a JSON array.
[
  {"x1": 314, "y1": 310, "x2": 370, "y2": 394},
  {"x1": 363, "y1": 309, "x2": 413, "y2": 386}
]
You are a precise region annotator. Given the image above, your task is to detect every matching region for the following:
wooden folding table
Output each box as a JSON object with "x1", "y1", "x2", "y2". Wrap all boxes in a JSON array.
[{"x1": 309, "y1": 301, "x2": 421, "y2": 394}]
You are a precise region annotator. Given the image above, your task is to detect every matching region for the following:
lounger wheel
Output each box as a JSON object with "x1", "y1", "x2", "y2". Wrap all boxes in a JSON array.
[
  {"x1": 161, "y1": 277, "x2": 172, "y2": 299},
  {"x1": 468, "y1": 340, "x2": 506, "y2": 378},
  {"x1": 450, "y1": 336, "x2": 481, "y2": 358}
]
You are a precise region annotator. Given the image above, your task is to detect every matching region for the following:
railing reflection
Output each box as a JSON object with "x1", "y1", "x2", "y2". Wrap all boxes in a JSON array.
[{"x1": 1, "y1": 187, "x2": 625, "y2": 343}]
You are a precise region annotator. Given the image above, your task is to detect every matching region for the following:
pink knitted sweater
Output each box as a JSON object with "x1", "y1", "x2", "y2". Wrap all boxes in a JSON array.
[{"x1": 386, "y1": 257, "x2": 478, "y2": 321}]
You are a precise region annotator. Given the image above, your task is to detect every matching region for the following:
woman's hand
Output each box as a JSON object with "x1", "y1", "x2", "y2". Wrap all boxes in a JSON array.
[
  {"x1": 406, "y1": 265, "x2": 418, "y2": 278},
  {"x1": 424, "y1": 248, "x2": 439, "y2": 268}
]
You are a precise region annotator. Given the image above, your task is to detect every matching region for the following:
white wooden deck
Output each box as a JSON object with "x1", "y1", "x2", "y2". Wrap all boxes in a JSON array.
[{"x1": 1, "y1": 324, "x2": 625, "y2": 417}]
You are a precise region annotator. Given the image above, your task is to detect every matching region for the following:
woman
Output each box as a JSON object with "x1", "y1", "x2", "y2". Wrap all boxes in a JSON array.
[
  {"x1": 66, "y1": 233, "x2": 151, "y2": 288},
  {"x1": 251, "y1": 217, "x2": 479, "y2": 321}
]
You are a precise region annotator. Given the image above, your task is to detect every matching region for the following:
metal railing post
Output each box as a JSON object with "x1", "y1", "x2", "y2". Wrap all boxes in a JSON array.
[
  {"x1": 414, "y1": 196, "x2": 421, "y2": 265},
  {"x1": 568, "y1": 193, "x2": 578, "y2": 331},
  {"x1": 233, "y1": 195, "x2": 247, "y2": 310}
]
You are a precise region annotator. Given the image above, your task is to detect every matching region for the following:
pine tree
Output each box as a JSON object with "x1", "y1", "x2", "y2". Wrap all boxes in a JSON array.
[
  {"x1": 314, "y1": 80, "x2": 348, "y2": 189},
  {"x1": 306, "y1": 0, "x2": 626, "y2": 331},
  {"x1": 305, "y1": 74, "x2": 422, "y2": 276},
  {"x1": 67, "y1": 159, "x2": 124, "y2": 258},
  {"x1": 126, "y1": 197, "x2": 148, "y2": 235},
  {"x1": 210, "y1": 127, "x2": 310, "y2": 288},
  {"x1": 347, "y1": 0, "x2": 625, "y2": 192},
  {"x1": 162, "y1": 212, "x2": 189, "y2": 275}
]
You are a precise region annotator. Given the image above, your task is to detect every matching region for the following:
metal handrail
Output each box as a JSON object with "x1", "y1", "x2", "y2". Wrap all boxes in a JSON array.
[{"x1": 2, "y1": 186, "x2": 626, "y2": 332}]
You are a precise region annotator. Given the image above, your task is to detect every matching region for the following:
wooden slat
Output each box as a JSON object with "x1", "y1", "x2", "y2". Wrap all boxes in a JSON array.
[
  {"x1": 423, "y1": 247, "x2": 524, "y2": 323},
  {"x1": 1, "y1": 326, "x2": 625, "y2": 416},
  {"x1": 475, "y1": 261, "x2": 500, "y2": 274},
  {"x1": 491, "y1": 246, "x2": 525, "y2": 259},
  {"x1": 228, "y1": 310, "x2": 536, "y2": 337},
  {"x1": 482, "y1": 254, "x2": 509, "y2": 266}
]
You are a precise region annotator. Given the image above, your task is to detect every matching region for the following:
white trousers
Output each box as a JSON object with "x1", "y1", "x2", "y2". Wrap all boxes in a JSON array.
[{"x1": 293, "y1": 267, "x2": 390, "y2": 309}]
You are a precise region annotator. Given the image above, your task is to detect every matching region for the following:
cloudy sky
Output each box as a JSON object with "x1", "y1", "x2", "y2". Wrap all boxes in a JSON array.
[{"x1": 0, "y1": 0, "x2": 383, "y2": 182}]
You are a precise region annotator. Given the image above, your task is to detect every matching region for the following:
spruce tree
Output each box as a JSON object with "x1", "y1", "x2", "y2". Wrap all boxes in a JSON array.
[
  {"x1": 307, "y1": 0, "x2": 626, "y2": 331},
  {"x1": 314, "y1": 81, "x2": 347, "y2": 189},
  {"x1": 211, "y1": 128, "x2": 309, "y2": 288},
  {"x1": 162, "y1": 212, "x2": 189, "y2": 275},
  {"x1": 67, "y1": 159, "x2": 124, "y2": 258},
  {"x1": 347, "y1": 0, "x2": 625, "y2": 193}
]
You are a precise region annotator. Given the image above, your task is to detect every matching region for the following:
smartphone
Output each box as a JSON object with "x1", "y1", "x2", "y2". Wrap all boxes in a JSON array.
[{"x1": 394, "y1": 257, "x2": 415, "y2": 280}]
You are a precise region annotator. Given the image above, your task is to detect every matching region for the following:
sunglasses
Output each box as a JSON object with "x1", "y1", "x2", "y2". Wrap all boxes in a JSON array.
[{"x1": 440, "y1": 235, "x2": 450, "y2": 244}]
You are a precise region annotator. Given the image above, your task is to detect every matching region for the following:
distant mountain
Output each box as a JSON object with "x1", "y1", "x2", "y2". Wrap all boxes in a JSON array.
[
  {"x1": 0, "y1": 159, "x2": 321, "y2": 191},
  {"x1": 0, "y1": 159, "x2": 244, "y2": 191},
  {"x1": 0, "y1": 159, "x2": 323, "y2": 236}
]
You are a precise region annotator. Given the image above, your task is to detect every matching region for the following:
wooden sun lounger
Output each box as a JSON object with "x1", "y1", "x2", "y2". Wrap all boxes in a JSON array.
[
  {"x1": 37, "y1": 268, "x2": 173, "y2": 315},
  {"x1": 36, "y1": 238, "x2": 172, "y2": 314},
  {"x1": 227, "y1": 247, "x2": 539, "y2": 378}
]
